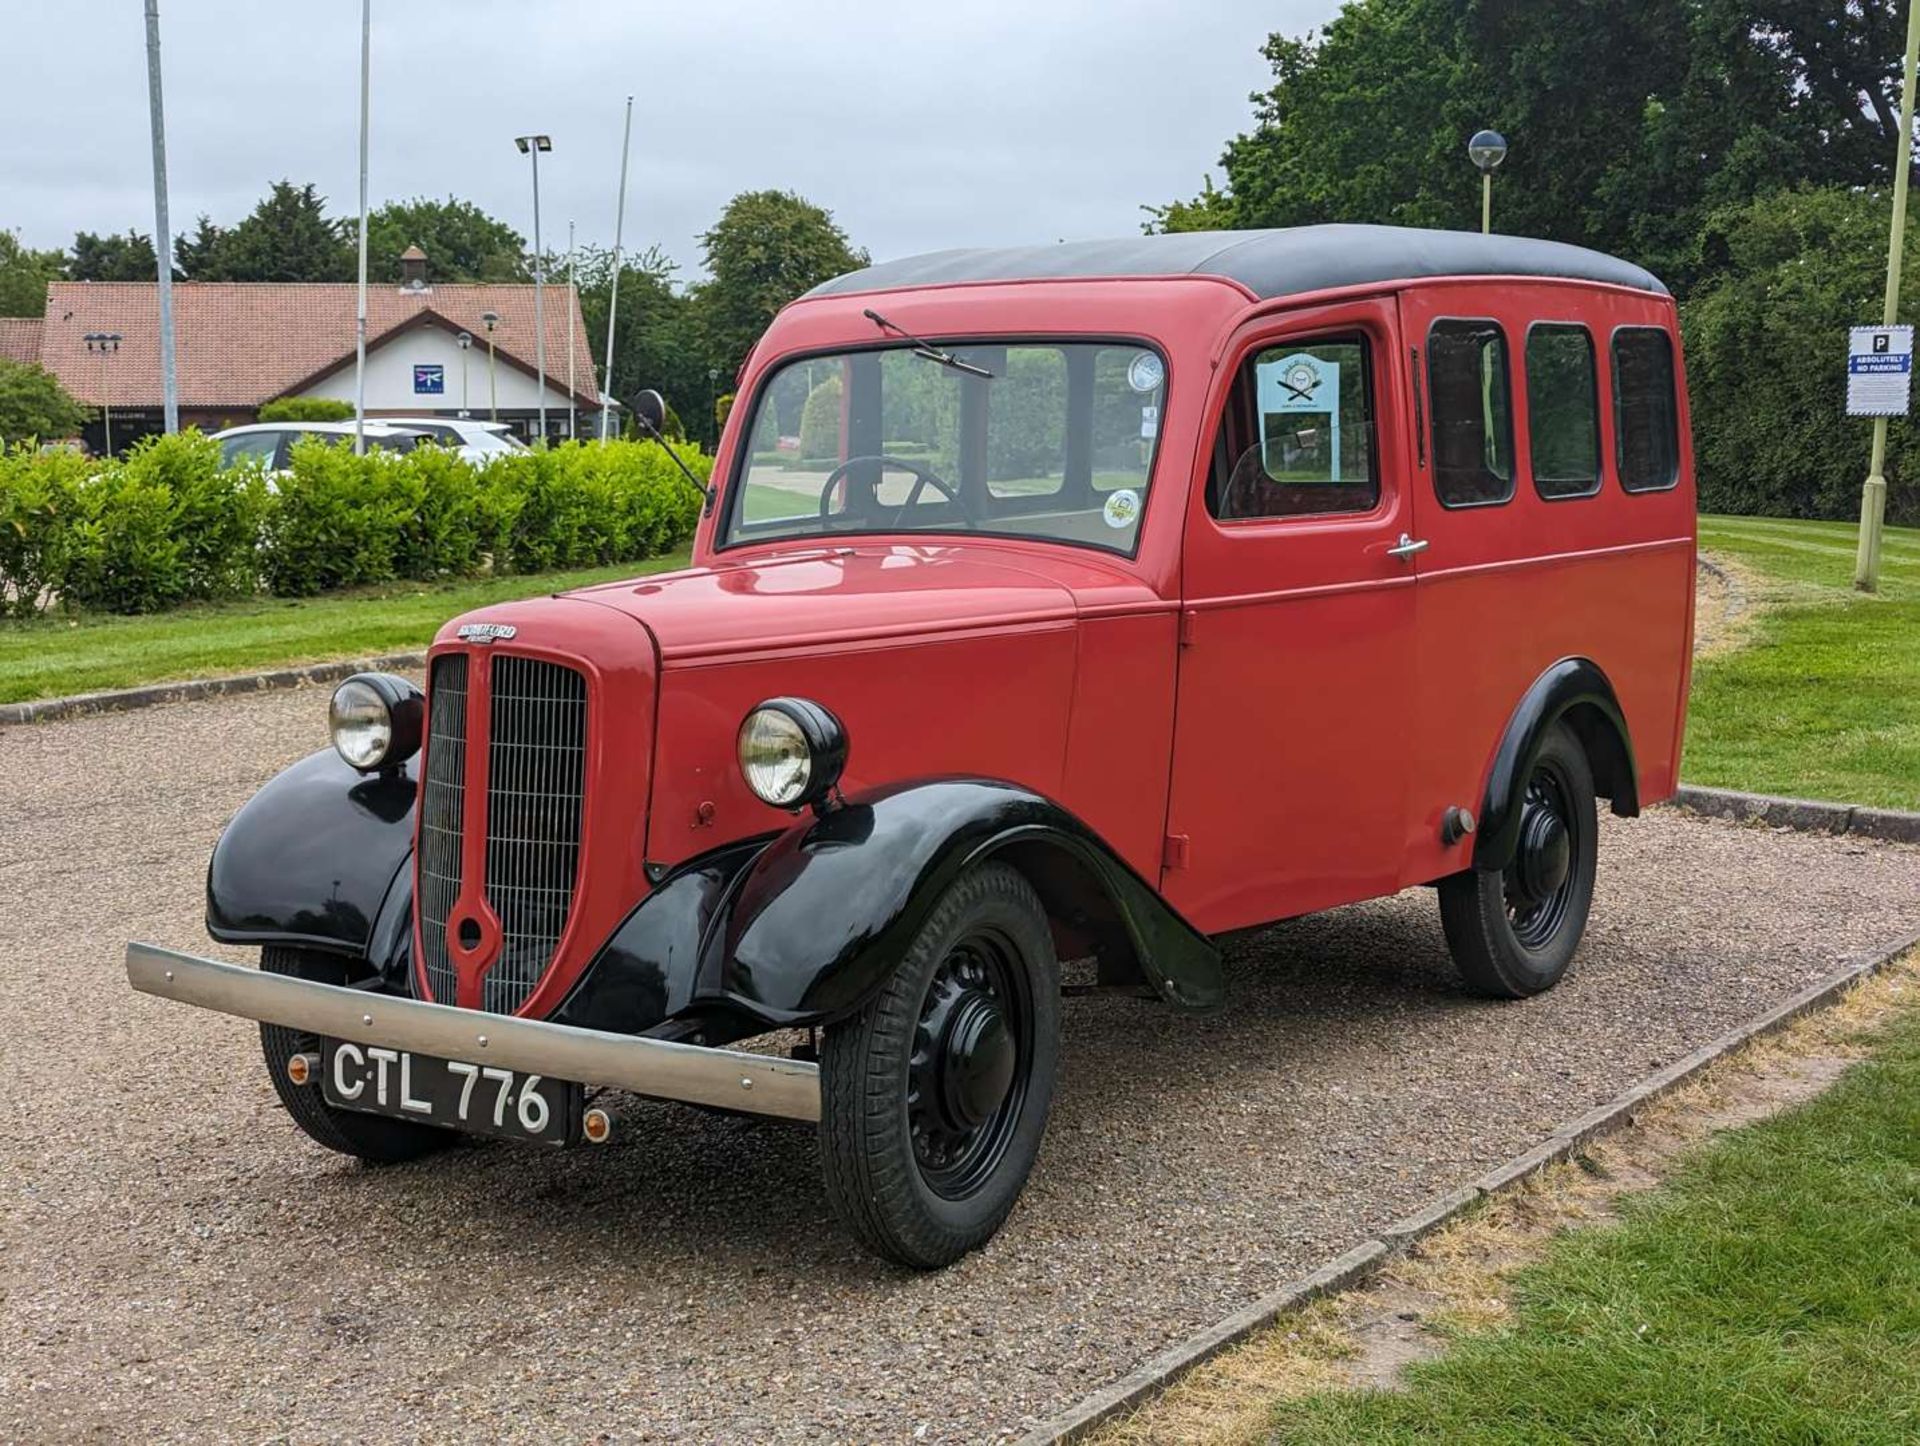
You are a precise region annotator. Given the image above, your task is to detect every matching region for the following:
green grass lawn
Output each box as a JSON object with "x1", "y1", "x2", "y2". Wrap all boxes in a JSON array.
[
  {"x1": 1687, "y1": 515, "x2": 1920, "y2": 809},
  {"x1": 1264, "y1": 994, "x2": 1920, "y2": 1444},
  {"x1": 0, "y1": 551, "x2": 691, "y2": 705}
]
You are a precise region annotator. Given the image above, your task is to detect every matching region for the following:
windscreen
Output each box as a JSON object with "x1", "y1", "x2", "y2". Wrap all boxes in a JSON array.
[{"x1": 722, "y1": 340, "x2": 1167, "y2": 554}]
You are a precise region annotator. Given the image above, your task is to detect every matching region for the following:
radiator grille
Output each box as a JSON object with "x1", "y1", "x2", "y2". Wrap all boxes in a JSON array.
[
  {"x1": 417, "y1": 654, "x2": 469, "y2": 1007},
  {"x1": 480, "y1": 655, "x2": 589, "y2": 1014}
]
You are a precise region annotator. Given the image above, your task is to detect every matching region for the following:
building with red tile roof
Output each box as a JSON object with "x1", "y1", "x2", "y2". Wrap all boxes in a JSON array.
[{"x1": 25, "y1": 253, "x2": 601, "y2": 451}]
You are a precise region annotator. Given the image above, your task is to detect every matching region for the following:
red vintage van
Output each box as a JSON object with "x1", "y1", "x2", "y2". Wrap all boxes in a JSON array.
[{"x1": 129, "y1": 225, "x2": 1695, "y2": 1268}]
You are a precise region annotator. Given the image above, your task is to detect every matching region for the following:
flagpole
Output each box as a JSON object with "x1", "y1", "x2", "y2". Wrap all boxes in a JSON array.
[
  {"x1": 600, "y1": 96, "x2": 633, "y2": 441},
  {"x1": 352, "y1": 0, "x2": 371, "y2": 455},
  {"x1": 567, "y1": 218, "x2": 577, "y2": 440},
  {"x1": 144, "y1": 1, "x2": 178, "y2": 435}
]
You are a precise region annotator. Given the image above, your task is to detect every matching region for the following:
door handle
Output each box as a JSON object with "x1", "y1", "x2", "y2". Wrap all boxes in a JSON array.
[{"x1": 1386, "y1": 533, "x2": 1430, "y2": 560}]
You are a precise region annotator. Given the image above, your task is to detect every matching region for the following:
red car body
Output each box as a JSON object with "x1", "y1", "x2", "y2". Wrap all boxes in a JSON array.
[{"x1": 162, "y1": 226, "x2": 1695, "y2": 1267}]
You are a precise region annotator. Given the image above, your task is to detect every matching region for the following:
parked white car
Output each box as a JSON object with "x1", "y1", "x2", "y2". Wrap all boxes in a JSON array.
[
  {"x1": 379, "y1": 417, "x2": 528, "y2": 464},
  {"x1": 212, "y1": 421, "x2": 427, "y2": 471}
]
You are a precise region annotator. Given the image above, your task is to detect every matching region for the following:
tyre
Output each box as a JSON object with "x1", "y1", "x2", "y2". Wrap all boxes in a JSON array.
[
  {"x1": 1439, "y1": 722, "x2": 1598, "y2": 999},
  {"x1": 819, "y1": 862, "x2": 1060, "y2": 1269},
  {"x1": 258, "y1": 946, "x2": 453, "y2": 1163}
]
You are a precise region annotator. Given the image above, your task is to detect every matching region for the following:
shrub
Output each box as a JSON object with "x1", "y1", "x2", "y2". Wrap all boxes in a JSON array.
[
  {"x1": 55, "y1": 432, "x2": 264, "y2": 614},
  {"x1": 257, "y1": 397, "x2": 355, "y2": 424},
  {"x1": 129, "y1": 431, "x2": 265, "y2": 600},
  {"x1": 261, "y1": 437, "x2": 409, "y2": 595},
  {"x1": 0, "y1": 443, "x2": 88, "y2": 616},
  {"x1": 798, "y1": 375, "x2": 843, "y2": 463},
  {"x1": 390, "y1": 442, "x2": 486, "y2": 579}
]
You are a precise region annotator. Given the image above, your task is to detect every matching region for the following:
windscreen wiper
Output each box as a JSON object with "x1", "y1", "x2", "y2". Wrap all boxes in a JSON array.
[{"x1": 863, "y1": 308, "x2": 996, "y2": 379}]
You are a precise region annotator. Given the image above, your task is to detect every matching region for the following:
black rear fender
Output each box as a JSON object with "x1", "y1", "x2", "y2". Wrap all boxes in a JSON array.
[{"x1": 1474, "y1": 658, "x2": 1638, "y2": 873}]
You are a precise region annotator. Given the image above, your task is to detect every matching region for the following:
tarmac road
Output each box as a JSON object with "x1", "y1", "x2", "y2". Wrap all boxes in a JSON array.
[{"x1": 4, "y1": 685, "x2": 1918, "y2": 1444}]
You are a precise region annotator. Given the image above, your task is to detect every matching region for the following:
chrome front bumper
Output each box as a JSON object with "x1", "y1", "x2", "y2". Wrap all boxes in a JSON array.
[{"x1": 125, "y1": 942, "x2": 821, "y2": 1124}]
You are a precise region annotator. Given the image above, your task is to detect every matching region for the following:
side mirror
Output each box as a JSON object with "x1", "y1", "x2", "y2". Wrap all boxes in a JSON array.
[{"x1": 633, "y1": 389, "x2": 667, "y2": 436}]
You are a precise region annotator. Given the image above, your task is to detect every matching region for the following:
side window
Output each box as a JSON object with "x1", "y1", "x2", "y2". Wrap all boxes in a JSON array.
[
  {"x1": 1427, "y1": 319, "x2": 1514, "y2": 507},
  {"x1": 1613, "y1": 327, "x2": 1680, "y2": 492},
  {"x1": 1208, "y1": 336, "x2": 1378, "y2": 520},
  {"x1": 1525, "y1": 324, "x2": 1600, "y2": 499}
]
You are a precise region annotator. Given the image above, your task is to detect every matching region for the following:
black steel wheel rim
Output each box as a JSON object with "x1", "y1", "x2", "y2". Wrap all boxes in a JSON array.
[
  {"x1": 1503, "y1": 760, "x2": 1579, "y2": 950},
  {"x1": 907, "y1": 926, "x2": 1033, "y2": 1200}
]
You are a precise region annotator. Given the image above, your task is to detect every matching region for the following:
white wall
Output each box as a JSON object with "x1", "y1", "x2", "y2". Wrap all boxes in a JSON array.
[{"x1": 299, "y1": 322, "x2": 584, "y2": 415}]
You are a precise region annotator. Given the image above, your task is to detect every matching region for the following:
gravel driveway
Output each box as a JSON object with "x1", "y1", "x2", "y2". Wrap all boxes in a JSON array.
[{"x1": 4, "y1": 687, "x2": 1917, "y2": 1444}]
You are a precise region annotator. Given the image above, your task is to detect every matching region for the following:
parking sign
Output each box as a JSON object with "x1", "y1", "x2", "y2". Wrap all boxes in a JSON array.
[{"x1": 1846, "y1": 325, "x2": 1913, "y2": 417}]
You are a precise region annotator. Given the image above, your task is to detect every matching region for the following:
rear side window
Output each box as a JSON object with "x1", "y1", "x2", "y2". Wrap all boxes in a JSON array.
[
  {"x1": 1208, "y1": 336, "x2": 1379, "y2": 520},
  {"x1": 1525, "y1": 324, "x2": 1600, "y2": 499},
  {"x1": 1613, "y1": 327, "x2": 1680, "y2": 492},
  {"x1": 1427, "y1": 320, "x2": 1514, "y2": 507}
]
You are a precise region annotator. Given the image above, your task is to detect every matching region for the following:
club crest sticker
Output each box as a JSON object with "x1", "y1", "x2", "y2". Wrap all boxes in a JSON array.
[
  {"x1": 1102, "y1": 488, "x2": 1142, "y2": 530},
  {"x1": 1126, "y1": 351, "x2": 1165, "y2": 393}
]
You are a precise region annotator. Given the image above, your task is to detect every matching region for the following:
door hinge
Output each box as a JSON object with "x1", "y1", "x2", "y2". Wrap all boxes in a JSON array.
[
  {"x1": 1162, "y1": 833, "x2": 1191, "y2": 870},
  {"x1": 1179, "y1": 609, "x2": 1198, "y2": 648}
]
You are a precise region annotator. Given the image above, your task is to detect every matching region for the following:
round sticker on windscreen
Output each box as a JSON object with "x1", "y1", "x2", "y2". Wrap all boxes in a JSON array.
[
  {"x1": 1103, "y1": 488, "x2": 1142, "y2": 530},
  {"x1": 1126, "y1": 351, "x2": 1165, "y2": 393}
]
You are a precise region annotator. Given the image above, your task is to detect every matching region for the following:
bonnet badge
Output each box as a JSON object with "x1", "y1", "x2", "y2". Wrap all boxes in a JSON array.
[{"x1": 457, "y1": 622, "x2": 517, "y2": 643}]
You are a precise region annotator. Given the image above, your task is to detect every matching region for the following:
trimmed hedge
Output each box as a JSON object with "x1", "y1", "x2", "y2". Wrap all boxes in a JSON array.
[{"x1": 0, "y1": 431, "x2": 706, "y2": 615}]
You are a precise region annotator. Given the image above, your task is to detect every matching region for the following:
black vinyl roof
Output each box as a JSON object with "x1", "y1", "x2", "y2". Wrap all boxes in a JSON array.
[{"x1": 806, "y1": 224, "x2": 1668, "y2": 301}]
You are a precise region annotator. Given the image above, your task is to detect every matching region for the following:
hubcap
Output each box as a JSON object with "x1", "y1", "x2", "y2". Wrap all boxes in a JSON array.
[
  {"x1": 1504, "y1": 766, "x2": 1581, "y2": 950},
  {"x1": 907, "y1": 932, "x2": 1032, "y2": 1199}
]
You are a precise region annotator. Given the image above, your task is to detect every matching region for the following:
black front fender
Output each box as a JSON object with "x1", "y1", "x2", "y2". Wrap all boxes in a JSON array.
[
  {"x1": 557, "y1": 778, "x2": 1224, "y2": 1039},
  {"x1": 206, "y1": 747, "x2": 417, "y2": 960}
]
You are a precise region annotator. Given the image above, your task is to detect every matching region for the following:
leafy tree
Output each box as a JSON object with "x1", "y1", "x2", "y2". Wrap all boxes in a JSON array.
[
  {"x1": 0, "y1": 229, "x2": 64, "y2": 317},
  {"x1": 366, "y1": 197, "x2": 528, "y2": 283},
  {"x1": 0, "y1": 358, "x2": 90, "y2": 444},
  {"x1": 694, "y1": 190, "x2": 867, "y2": 376},
  {"x1": 574, "y1": 244, "x2": 714, "y2": 444},
  {"x1": 174, "y1": 182, "x2": 352, "y2": 282},
  {"x1": 1682, "y1": 186, "x2": 1920, "y2": 526},
  {"x1": 1152, "y1": 0, "x2": 1917, "y2": 292},
  {"x1": 69, "y1": 230, "x2": 162, "y2": 282}
]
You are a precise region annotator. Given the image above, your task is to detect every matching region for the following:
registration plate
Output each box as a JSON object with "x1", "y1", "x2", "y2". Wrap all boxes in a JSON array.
[{"x1": 320, "y1": 1040, "x2": 581, "y2": 1145}]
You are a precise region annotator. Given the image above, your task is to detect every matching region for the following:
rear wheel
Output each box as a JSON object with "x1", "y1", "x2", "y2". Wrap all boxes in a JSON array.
[
  {"x1": 819, "y1": 863, "x2": 1060, "y2": 1269},
  {"x1": 259, "y1": 947, "x2": 452, "y2": 1163},
  {"x1": 1439, "y1": 723, "x2": 1598, "y2": 998}
]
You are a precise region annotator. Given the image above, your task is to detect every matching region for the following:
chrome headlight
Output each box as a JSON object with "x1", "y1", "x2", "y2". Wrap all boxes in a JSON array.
[
  {"x1": 329, "y1": 673, "x2": 424, "y2": 772},
  {"x1": 737, "y1": 697, "x2": 848, "y2": 811}
]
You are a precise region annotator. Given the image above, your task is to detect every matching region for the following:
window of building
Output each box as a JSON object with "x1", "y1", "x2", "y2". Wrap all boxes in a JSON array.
[
  {"x1": 1525, "y1": 324, "x2": 1600, "y2": 499},
  {"x1": 1427, "y1": 319, "x2": 1515, "y2": 508},
  {"x1": 1207, "y1": 336, "x2": 1378, "y2": 520},
  {"x1": 1613, "y1": 327, "x2": 1680, "y2": 492}
]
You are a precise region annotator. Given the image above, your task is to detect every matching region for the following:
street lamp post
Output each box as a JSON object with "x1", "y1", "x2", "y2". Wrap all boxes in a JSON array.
[
  {"x1": 481, "y1": 310, "x2": 500, "y2": 424},
  {"x1": 85, "y1": 333, "x2": 122, "y2": 455},
  {"x1": 515, "y1": 134, "x2": 553, "y2": 442},
  {"x1": 143, "y1": 1, "x2": 178, "y2": 435},
  {"x1": 1855, "y1": 0, "x2": 1920, "y2": 593},
  {"x1": 456, "y1": 330, "x2": 473, "y2": 418},
  {"x1": 1468, "y1": 129, "x2": 1508, "y2": 234}
]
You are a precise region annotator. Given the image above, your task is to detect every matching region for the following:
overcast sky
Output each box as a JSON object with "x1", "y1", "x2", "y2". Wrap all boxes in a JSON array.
[{"x1": 4, "y1": 1, "x2": 1342, "y2": 283}]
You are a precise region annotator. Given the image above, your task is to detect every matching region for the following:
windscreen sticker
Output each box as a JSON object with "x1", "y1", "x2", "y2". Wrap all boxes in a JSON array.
[
  {"x1": 1103, "y1": 488, "x2": 1142, "y2": 530},
  {"x1": 1127, "y1": 351, "x2": 1165, "y2": 393}
]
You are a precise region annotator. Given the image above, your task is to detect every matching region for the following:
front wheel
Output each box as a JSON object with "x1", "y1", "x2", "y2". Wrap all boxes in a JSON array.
[
  {"x1": 259, "y1": 947, "x2": 453, "y2": 1163},
  {"x1": 819, "y1": 862, "x2": 1060, "y2": 1269},
  {"x1": 1438, "y1": 722, "x2": 1598, "y2": 998}
]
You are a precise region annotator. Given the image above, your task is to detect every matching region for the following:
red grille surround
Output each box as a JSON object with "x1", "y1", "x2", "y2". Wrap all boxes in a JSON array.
[{"x1": 412, "y1": 603, "x2": 658, "y2": 1018}]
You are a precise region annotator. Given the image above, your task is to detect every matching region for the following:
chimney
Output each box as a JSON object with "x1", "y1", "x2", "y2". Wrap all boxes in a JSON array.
[{"x1": 399, "y1": 244, "x2": 429, "y2": 291}]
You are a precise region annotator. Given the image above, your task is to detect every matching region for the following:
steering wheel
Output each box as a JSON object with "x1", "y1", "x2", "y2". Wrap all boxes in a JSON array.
[{"x1": 817, "y1": 455, "x2": 971, "y2": 529}]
